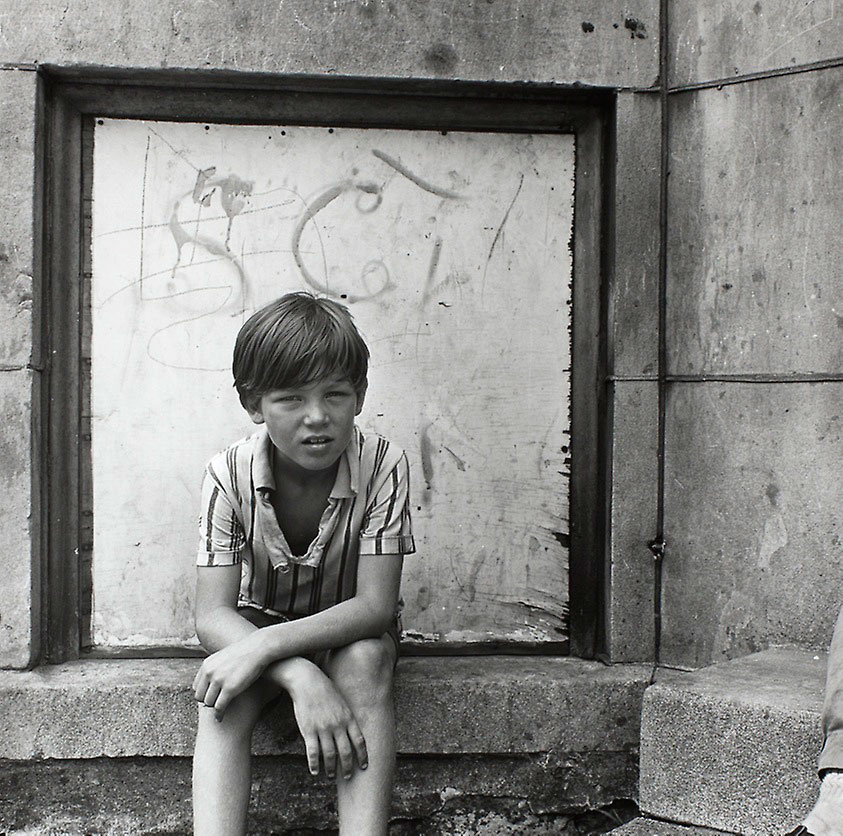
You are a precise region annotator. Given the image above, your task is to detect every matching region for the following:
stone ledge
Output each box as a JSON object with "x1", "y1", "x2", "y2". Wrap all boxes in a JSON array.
[
  {"x1": 0, "y1": 656, "x2": 652, "y2": 761},
  {"x1": 639, "y1": 648, "x2": 826, "y2": 836}
]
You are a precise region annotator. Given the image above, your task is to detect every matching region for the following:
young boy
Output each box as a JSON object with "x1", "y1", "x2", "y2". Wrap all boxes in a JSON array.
[{"x1": 191, "y1": 292, "x2": 414, "y2": 835}]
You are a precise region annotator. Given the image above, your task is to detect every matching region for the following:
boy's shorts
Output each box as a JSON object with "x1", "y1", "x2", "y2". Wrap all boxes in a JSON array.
[{"x1": 237, "y1": 606, "x2": 402, "y2": 667}]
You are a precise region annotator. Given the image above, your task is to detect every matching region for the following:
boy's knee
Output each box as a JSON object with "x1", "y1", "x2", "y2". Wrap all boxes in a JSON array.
[
  {"x1": 328, "y1": 638, "x2": 394, "y2": 704},
  {"x1": 195, "y1": 684, "x2": 267, "y2": 733}
]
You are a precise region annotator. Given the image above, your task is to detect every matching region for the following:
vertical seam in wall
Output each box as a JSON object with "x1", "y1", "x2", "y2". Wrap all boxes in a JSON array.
[{"x1": 652, "y1": 0, "x2": 670, "y2": 681}]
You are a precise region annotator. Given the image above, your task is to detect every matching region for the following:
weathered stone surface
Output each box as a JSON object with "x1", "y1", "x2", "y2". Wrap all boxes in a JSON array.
[
  {"x1": 0, "y1": 755, "x2": 638, "y2": 835},
  {"x1": 0, "y1": 369, "x2": 36, "y2": 669},
  {"x1": 611, "y1": 92, "x2": 661, "y2": 380},
  {"x1": 612, "y1": 818, "x2": 734, "y2": 834},
  {"x1": 393, "y1": 656, "x2": 650, "y2": 755},
  {"x1": 667, "y1": 69, "x2": 843, "y2": 375},
  {"x1": 670, "y1": 0, "x2": 843, "y2": 85},
  {"x1": 639, "y1": 648, "x2": 825, "y2": 835},
  {"x1": 0, "y1": 69, "x2": 35, "y2": 370},
  {"x1": 0, "y1": 657, "x2": 647, "y2": 832},
  {"x1": 0, "y1": 0, "x2": 659, "y2": 88},
  {"x1": 607, "y1": 381, "x2": 659, "y2": 663},
  {"x1": 662, "y1": 382, "x2": 843, "y2": 668},
  {"x1": 0, "y1": 657, "x2": 651, "y2": 760}
]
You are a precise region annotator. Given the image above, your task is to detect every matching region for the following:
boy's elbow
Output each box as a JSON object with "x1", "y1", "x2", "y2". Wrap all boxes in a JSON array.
[
  {"x1": 194, "y1": 613, "x2": 210, "y2": 647},
  {"x1": 194, "y1": 609, "x2": 224, "y2": 649},
  {"x1": 361, "y1": 600, "x2": 396, "y2": 639}
]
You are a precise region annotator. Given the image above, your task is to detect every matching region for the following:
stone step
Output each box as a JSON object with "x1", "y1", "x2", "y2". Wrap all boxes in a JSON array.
[
  {"x1": 0, "y1": 656, "x2": 651, "y2": 834},
  {"x1": 639, "y1": 648, "x2": 827, "y2": 835}
]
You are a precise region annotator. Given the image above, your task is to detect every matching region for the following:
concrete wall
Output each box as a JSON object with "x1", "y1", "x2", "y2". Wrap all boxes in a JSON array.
[
  {"x1": 663, "y1": 4, "x2": 843, "y2": 668},
  {"x1": 0, "y1": 0, "x2": 839, "y2": 672}
]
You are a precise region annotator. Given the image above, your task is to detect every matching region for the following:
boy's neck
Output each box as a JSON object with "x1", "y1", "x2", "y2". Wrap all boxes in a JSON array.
[{"x1": 271, "y1": 446, "x2": 340, "y2": 493}]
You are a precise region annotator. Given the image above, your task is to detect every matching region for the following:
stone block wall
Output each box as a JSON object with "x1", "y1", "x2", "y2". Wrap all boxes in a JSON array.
[{"x1": 0, "y1": 0, "x2": 840, "y2": 672}]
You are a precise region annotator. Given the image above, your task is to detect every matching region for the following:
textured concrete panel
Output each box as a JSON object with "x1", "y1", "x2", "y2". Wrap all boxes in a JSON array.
[
  {"x1": 661, "y1": 382, "x2": 842, "y2": 669},
  {"x1": 0, "y1": 69, "x2": 35, "y2": 370},
  {"x1": 667, "y1": 69, "x2": 843, "y2": 375},
  {"x1": 0, "y1": 0, "x2": 659, "y2": 87},
  {"x1": 640, "y1": 649, "x2": 825, "y2": 834},
  {"x1": 607, "y1": 381, "x2": 659, "y2": 662},
  {"x1": 0, "y1": 756, "x2": 637, "y2": 835},
  {"x1": 613, "y1": 818, "x2": 733, "y2": 834},
  {"x1": 671, "y1": 0, "x2": 843, "y2": 86},
  {"x1": 0, "y1": 657, "x2": 651, "y2": 760},
  {"x1": 0, "y1": 369, "x2": 36, "y2": 669},
  {"x1": 611, "y1": 92, "x2": 661, "y2": 379}
]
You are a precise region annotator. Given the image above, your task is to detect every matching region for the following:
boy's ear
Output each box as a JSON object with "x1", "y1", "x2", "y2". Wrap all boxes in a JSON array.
[{"x1": 354, "y1": 381, "x2": 368, "y2": 416}]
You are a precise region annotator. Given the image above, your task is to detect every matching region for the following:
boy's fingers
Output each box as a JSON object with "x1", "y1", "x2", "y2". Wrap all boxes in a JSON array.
[
  {"x1": 302, "y1": 733, "x2": 320, "y2": 776},
  {"x1": 318, "y1": 733, "x2": 337, "y2": 779},
  {"x1": 202, "y1": 682, "x2": 221, "y2": 708},
  {"x1": 213, "y1": 688, "x2": 232, "y2": 720},
  {"x1": 348, "y1": 720, "x2": 368, "y2": 769},
  {"x1": 192, "y1": 671, "x2": 207, "y2": 700},
  {"x1": 334, "y1": 733, "x2": 354, "y2": 780}
]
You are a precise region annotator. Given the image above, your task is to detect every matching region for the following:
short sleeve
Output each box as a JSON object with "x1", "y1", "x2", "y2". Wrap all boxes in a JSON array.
[
  {"x1": 359, "y1": 452, "x2": 416, "y2": 556},
  {"x1": 196, "y1": 463, "x2": 246, "y2": 567}
]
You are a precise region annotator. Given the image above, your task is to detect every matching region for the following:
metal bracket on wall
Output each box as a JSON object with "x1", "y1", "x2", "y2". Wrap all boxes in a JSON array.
[{"x1": 648, "y1": 537, "x2": 666, "y2": 563}]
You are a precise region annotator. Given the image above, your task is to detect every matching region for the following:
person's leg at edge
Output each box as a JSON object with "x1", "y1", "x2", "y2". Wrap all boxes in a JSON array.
[
  {"x1": 795, "y1": 604, "x2": 843, "y2": 836},
  {"x1": 326, "y1": 634, "x2": 398, "y2": 836},
  {"x1": 192, "y1": 680, "x2": 278, "y2": 836}
]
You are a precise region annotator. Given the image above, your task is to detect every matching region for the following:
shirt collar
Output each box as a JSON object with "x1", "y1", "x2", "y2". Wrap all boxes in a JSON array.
[{"x1": 252, "y1": 425, "x2": 359, "y2": 498}]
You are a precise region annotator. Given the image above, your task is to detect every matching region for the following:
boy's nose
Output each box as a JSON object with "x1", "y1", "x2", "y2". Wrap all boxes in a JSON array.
[{"x1": 304, "y1": 403, "x2": 329, "y2": 424}]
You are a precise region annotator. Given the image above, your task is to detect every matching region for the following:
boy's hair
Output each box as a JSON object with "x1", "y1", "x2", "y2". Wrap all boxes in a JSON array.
[{"x1": 233, "y1": 292, "x2": 369, "y2": 410}]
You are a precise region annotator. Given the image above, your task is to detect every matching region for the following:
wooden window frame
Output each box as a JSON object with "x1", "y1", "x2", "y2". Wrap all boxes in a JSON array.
[{"x1": 38, "y1": 67, "x2": 610, "y2": 662}]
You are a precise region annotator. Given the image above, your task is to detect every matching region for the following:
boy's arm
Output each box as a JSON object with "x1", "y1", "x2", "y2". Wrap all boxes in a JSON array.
[
  {"x1": 193, "y1": 563, "x2": 326, "y2": 710},
  {"x1": 252, "y1": 552, "x2": 404, "y2": 660},
  {"x1": 193, "y1": 553, "x2": 403, "y2": 714},
  {"x1": 194, "y1": 564, "x2": 371, "y2": 776}
]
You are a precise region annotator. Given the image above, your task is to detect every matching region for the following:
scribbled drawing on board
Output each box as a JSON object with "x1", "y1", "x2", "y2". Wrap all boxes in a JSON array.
[
  {"x1": 290, "y1": 180, "x2": 395, "y2": 303},
  {"x1": 103, "y1": 128, "x2": 476, "y2": 368}
]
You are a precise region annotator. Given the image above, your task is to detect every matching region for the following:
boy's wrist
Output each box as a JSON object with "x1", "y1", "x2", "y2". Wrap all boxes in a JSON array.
[
  {"x1": 267, "y1": 656, "x2": 321, "y2": 696},
  {"x1": 246, "y1": 629, "x2": 276, "y2": 669}
]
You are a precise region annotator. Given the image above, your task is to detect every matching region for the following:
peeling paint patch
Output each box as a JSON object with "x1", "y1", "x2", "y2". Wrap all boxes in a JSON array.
[{"x1": 552, "y1": 531, "x2": 570, "y2": 549}]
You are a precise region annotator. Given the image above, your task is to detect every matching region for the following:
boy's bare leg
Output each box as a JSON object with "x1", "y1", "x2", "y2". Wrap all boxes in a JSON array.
[
  {"x1": 327, "y1": 636, "x2": 398, "y2": 835},
  {"x1": 192, "y1": 681, "x2": 277, "y2": 836}
]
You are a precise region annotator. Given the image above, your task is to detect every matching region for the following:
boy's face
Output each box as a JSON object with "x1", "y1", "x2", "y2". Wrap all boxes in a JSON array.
[{"x1": 247, "y1": 376, "x2": 366, "y2": 475}]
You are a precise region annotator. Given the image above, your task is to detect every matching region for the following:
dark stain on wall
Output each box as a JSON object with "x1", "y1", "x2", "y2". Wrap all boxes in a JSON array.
[
  {"x1": 624, "y1": 17, "x2": 647, "y2": 39},
  {"x1": 581, "y1": 21, "x2": 594, "y2": 33},
  {"x1": 424, "y1": 43, "x2": 459, "y2": 76}
]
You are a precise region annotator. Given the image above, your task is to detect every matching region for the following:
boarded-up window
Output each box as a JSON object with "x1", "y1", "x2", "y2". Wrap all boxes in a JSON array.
[{"x1": 89, "y1": 119, "x2": 574, "y2": 650}]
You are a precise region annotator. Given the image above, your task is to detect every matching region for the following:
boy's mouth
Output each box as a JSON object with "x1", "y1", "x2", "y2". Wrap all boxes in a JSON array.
[{"x1": 302, "y1": 436, "x2": 333, "y2": 446}]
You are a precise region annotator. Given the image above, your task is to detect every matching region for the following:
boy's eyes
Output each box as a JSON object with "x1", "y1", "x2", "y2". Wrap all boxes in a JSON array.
[{"x1": 271, "y1": 390, "x2": 351, "y2": 403}]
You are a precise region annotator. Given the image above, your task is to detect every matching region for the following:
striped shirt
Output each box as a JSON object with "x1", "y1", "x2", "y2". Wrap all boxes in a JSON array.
[{"x1": 196, "y1": 425, "x2": 415, "y2": 618}]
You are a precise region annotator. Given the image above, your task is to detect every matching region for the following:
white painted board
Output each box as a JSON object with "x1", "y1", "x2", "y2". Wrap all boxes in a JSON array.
[{"x1": 91, "y1": 119, "x2": 573, "y2": 647}]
